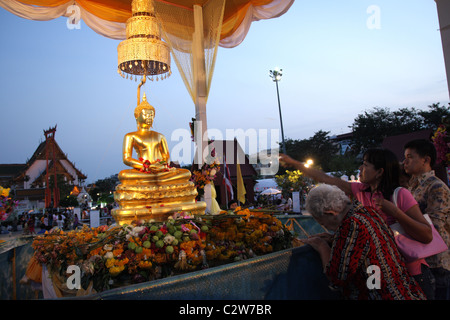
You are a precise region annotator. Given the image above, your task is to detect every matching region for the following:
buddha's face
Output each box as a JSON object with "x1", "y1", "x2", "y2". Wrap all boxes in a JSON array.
[{"x1": 137, "y1": 108, "x2": 155, "y2": 129}]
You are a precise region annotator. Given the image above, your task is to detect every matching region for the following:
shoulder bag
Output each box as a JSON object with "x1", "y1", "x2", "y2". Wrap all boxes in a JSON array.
[{"x1": 390, "y1": 187, "x2": 448, "y2": 262}]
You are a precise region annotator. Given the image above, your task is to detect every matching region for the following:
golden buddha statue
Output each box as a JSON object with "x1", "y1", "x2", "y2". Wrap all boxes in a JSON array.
[{"x1": 112, "y1": 94, "x2": 206, "y2": 225}]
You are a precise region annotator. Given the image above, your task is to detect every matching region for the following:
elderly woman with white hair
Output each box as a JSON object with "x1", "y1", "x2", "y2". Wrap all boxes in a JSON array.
[{"x1": 304, "y1": 184, "x2": 426, "y2": 300}]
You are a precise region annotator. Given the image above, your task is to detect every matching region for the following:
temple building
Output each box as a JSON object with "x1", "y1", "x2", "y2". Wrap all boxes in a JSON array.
[{"x1": 0, "y1": 127, "x2": 87, "y2": 211}]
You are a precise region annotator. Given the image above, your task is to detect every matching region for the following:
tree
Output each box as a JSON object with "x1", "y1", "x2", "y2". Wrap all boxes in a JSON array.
[
  {"x1": 275, "y1": 170, "x2": 313, "y2": 199},
  {"x1": 59, "y1": 195, "x2": 79, "y2": 208},
  {"x1": 327, "y1": 154, "x2": 360, "y2": 178},
  {"x1": 49, "y1": 174, "x2": 74, "y2": 205},
  {"x1": 418, "y1": 102, "x2": 450, "y2": 130},
  {"x1": 88, "y1": 175, "x2": 119, "y2": 203},
  {"x1": 350, "y1": 103, "x2": 450, "y2": 154},
  {"x1": 279, "y1": 130, "x2": 340, "y2": 173}
]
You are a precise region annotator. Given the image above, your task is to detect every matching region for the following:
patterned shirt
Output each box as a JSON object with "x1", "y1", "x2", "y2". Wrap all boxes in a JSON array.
[
  {"x1": 409, "y1": 170, "x2": 450, "y2": 271},
  {"x1": 326, "y1": 201, "x2": 426, "y2": 300}
]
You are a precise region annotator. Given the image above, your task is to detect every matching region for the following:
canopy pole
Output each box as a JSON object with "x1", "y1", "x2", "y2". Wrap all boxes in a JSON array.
[
  {"x1": 193, "y1": 4, "x2": 212, "y2": 212},
  {"x1": 435, "y1": 0, "x2": 450, "y2": 99},
  {"x1": 193, "y1": 4, "x2": 208, "y2": 165}
]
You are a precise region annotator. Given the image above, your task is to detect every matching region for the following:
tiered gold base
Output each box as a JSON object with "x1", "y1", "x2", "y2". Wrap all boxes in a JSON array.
[{"x1": 112, "y1": 170, "x2": 206, "y2": 225}]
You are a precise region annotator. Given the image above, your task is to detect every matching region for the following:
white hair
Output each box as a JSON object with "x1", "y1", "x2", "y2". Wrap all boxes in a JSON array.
[{"x1": 305, "y1": 184, "x2": 351, "y2": 219}]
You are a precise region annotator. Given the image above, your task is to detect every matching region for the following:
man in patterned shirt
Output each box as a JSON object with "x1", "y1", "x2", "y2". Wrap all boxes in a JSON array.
[{"x1": 404, "y1": 139, "x2": 450, "y2": 300}]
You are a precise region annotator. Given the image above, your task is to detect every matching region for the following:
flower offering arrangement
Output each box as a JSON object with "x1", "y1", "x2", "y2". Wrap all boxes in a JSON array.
[
  {"x1": 189, "y1": 139, "x2": 220, "y2": 198},
  {"x1": 0, "y1": 186, "x2": 18, "y2": 221},
  {"x1": 432, "y1": 122, "x2": 450, "y2": 166},
  {"x1": 138, "y1": 157, "x2": 172, "y2": 173},
  {"x1": 31, "y1": 208, "x2": 293, "y2": 294}
]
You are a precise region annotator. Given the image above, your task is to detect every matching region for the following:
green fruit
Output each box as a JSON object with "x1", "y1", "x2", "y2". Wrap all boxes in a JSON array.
[
  {"x1": 201, "y1": 225, "x2": 209, "y2": 232},
  {"x1": 155, "y1": 230, "x2": 164, "y2": 238},
  {"x1": 152, "y1": 235, "x2": 159, "y2": 242},
  {"x1": 168, "y1": 226, "x2": 176, "y2": 234},
  {"x1": 156, "y1": 240, "x2": 164, "y2": 248},
  {"x1": 143, "y1": 241, "x2": 151, "y2": 248},
  {"x1": 183, "y1": 236, "x2": 190, "y2": 242},
  {"x1": 174, "y1": 231, "x2": 182, "y2": 239},
  {"x1": 128, "y1": 242, "x2": 136, "y2": 250},
  {"x1": 135, "y1": 246, "x2": 143, "y2": 254},
  {"x1": 190, "y1": 229, "x2": 198, "y2": 234},
  {"x1": 165, "y1": 246, "x2": 174, "y2": 254},
  {"x1": 171, "y1": 238, "x2": 179, "y2": 246},
  {"x1": 149, "y1": 225, "x2": 158, "y2": 232}
]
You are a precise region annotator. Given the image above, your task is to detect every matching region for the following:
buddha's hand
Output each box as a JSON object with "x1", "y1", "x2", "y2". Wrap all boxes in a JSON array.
[{"x1": 139, "y1": 158, "x2": 171, "y2": 173}]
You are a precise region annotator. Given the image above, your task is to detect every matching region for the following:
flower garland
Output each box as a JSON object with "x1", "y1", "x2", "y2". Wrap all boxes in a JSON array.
[
  {"x1": 0, "y1": 186, "x2": 18, "y2": 221},
  {"x1": 31, "y1": 209, "x2": 293, "y2": 293},
  {"x1": 432, "y1": 122, "x2": 450, "y2": 166},
  {"x1": 138, "y1": 158, "x2": 172, "y2": 173}
]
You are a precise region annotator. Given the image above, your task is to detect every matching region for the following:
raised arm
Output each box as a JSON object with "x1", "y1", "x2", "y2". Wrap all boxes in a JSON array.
[{"x1": 279, "y1": 154, "x2": 353, "y2": 196}]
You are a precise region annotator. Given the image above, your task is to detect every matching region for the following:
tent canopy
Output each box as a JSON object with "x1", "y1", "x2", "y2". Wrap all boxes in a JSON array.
[{"x1": 1, "y1": 0, "x2": 294, "y2": 47}]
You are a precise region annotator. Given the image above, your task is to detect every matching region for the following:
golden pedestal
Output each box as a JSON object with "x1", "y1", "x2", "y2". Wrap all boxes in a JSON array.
[{"x1": 112, "y1": 169, "x2": 206, "y2": 225}]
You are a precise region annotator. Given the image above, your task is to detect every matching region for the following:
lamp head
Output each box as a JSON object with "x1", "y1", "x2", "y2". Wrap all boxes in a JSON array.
[{"x1": 269, "y1": 68, "x2": 283, "y2": 82}]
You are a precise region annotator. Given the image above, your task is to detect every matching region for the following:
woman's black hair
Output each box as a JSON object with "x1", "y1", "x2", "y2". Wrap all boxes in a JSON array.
[{"x1": 363, "y1": 148, "x2": 400, "y2": 199}]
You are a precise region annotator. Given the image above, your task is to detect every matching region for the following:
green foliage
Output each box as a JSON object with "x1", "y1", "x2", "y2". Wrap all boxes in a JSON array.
[
  {"x1": 277, "y1": 103, "x2": 449, "y2": 177},
  {"x1": 59, "y1": 195, "x2": 79, "y2": 208},
  {"x1": 350, "y1": 103, "x2": 450, "y2": 154},
  {"x1": 326, "y1": 154, "x2": 360, "y2": 177},
  {"x1": 89, "y1": 175, "x2": 119, "y2": 203},
  {"x1": 279, "y1": 130, "x2": 339, "y2": 173},
  {"x1": 275, "y1": 170, "x2": 313, "y2": 198},
  {"x1": 49, "y1": 174, "x2": 75, "y2": 204}
]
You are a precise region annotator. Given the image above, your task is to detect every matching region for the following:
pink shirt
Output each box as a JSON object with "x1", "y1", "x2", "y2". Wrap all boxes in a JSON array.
[
  {"x1": 350, "y1": 182, "x2": 425, "y2": 275},
  {"x1": 350, "y1": 182, "x2": 417, "y2": 225}
]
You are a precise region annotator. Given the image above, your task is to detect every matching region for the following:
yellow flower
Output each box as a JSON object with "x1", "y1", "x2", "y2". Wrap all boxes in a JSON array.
[
  {"x1": 105, "y1": 258, "x2": 115, "y2": 268},
  {"x1": 109, "y1": 265, "x2": 124, "y2": 276},
  {"x1": 0, "y1": 187, "x2": 10, "y2": 197}
]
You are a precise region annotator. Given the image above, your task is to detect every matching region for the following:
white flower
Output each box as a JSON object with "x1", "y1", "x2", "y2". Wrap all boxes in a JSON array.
[
  {"x1": 103, "y1": 244, "x2": 114, "y2": 251},
  {"x1": 105, "y1": 251, "x2": 114, "y2": 259},
  {"x1": 132, "y1": 226, "x2": 145, "y2": 234},
  {"x1": 81, "y1": 262, "x2": 94, "y2": 275},
  {"x1": 164, "y1": 234, "x2": 175, "y2": 245}
]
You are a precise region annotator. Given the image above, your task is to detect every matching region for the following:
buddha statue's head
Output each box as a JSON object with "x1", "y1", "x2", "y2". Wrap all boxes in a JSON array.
[{"x1": 134, "y1": 93, "x2": 155, "y2": 130}]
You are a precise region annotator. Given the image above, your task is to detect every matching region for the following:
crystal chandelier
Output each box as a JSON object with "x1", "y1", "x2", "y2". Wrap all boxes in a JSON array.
[{"x1": 117, "y1": 0, "x2": 171, "y2": 82}]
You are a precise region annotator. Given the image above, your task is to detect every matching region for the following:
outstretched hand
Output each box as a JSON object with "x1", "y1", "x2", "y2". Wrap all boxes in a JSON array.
[{"x1": 279, "y1": 154, "x2": 298, "y2": 168}]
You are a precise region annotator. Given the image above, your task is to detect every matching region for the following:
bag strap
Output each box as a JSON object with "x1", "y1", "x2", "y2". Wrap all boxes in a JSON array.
[{"x1": 392, "y1": 187, "x2": 402, "y2": 207}]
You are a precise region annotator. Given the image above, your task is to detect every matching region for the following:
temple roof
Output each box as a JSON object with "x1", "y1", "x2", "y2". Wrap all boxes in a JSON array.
[{"x1": 0, "y1": 132, "x2": 87, "y2": 188}]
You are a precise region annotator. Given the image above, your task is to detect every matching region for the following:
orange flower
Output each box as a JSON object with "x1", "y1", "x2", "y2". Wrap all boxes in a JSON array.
[
  {"x1": 139, "y1": 261, "x2": 153, "y2": 269},
  {"x1": 113, "y1": 248, "x2": 124, "y2": 257}
]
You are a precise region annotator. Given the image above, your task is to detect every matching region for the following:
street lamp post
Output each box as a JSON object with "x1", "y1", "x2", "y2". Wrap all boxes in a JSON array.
[{"x1": 269, "y1": 68, "x2": 286, "y2": 155}]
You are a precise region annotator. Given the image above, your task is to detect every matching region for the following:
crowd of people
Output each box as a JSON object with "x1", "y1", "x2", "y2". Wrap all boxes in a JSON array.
[
  {"x1": 280, "y1": 138, "x2": 450, "y2": 300},
  {"x1": 2, "y1": 205, "x2": 115, "y2": 235}
]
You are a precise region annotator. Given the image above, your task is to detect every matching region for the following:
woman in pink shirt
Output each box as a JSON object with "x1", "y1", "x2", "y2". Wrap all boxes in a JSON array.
[{"x1": 280, "y1": 148, "x2": 434, "y2": 298}]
